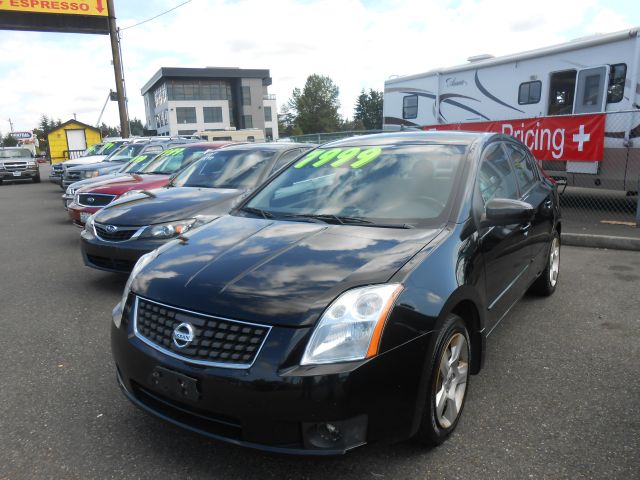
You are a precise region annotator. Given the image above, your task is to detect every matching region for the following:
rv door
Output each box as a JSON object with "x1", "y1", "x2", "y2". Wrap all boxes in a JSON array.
[{"x1": 573, "y1": 66, "x2": 609, "y2": 114}]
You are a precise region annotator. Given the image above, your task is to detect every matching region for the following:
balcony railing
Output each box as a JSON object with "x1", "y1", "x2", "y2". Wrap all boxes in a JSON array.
[{"x1": 263, "y1": 94, "x2": 276, "y2": 101}]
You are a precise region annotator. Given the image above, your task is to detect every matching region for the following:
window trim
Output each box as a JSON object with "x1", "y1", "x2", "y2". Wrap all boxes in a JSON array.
[
  {"x1": 402, "y1": 94, "x2": 418, "y2": 119},
  {"x1": 518, "y1": 81, "x2": 542, "y2": 105},
  {"x1": 476, "y1": 142, "x2": 521, "y2": 206}
]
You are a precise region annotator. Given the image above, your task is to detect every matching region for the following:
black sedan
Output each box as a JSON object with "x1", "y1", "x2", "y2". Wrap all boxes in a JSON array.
[
  {"x1": 111, "y1": 131, "x2": 561, "y2": 454},
  {"x1": 81, "y1": 143, "x2": 313, "y2": 273}
]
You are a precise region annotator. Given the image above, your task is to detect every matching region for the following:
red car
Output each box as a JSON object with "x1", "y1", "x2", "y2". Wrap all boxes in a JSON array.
[{"x1": 68, "y1": 142, "x2": 231, "y2": 226}]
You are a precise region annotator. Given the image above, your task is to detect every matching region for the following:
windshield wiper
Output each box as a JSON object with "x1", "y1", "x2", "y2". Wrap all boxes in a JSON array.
[
  {"x1": 239, "y1": 206, "x2": 275, "y2": 219},
  {"x1": 282, "y1": 214, "x2": 414, "y2": 229}
]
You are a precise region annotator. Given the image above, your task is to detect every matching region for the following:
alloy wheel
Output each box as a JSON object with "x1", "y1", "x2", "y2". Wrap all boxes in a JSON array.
[{"x1": 434, "y1": 333, "x2": 469, "y2": 429}]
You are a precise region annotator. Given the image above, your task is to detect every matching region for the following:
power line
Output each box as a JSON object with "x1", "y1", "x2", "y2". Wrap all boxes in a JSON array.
[{"x1": 120, "y1": 0, "x2": 193, "y2": 31}]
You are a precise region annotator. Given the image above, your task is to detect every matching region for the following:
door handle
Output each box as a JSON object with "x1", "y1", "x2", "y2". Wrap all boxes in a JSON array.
[
  {"x1": 520, "y1": 222, "x2": 532, "y2": 234},
  {"x1": 543, "y1": 199, "x2": 553, "y2": 208}
]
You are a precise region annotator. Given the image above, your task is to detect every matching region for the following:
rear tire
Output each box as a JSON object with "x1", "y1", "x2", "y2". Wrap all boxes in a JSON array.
[
  {"x1": 530, "y1": 231, "x2": 560, "y2": 296},
  {"x1": 33, "y1": 174, "x2": 41, "y2": 183},
  {"x1": 415, "y1": 314, "x2": 471, "y2": 446}
]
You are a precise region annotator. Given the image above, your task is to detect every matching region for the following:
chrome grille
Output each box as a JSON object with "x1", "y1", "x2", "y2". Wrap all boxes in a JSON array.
[
  {"x1": 134, "y1": 297, "x2": 270, "y2": 368},
  {"x1": 3, "y1": 162, "x2": 27, "y2": 171}
]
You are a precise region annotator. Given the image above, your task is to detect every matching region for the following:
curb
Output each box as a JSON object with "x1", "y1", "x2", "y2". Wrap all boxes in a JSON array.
[{"x1": 562, "y1": 233, "x2": 640, "y2": 251}]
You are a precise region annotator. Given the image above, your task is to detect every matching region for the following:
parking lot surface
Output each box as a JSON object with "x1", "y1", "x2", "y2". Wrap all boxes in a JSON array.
[{"x1": 1, "y1": 170, "x2": 638, "y2": 480}]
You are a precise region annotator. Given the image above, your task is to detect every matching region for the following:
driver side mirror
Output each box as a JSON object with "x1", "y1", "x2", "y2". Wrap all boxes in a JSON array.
[{"x1": 482, "y1": 198, "x2": 534, "y2": 226}]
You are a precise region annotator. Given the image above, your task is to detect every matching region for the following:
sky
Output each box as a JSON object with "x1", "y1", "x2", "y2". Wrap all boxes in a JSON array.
[{"x1": 1, "y1": 0, "x2": 639, "y2": 134}]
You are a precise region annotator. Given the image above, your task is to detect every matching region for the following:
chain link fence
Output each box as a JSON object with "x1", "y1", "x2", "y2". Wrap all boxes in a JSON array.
[{"x1": 541, "y1": 110, "x2": 640, "y2": 232}]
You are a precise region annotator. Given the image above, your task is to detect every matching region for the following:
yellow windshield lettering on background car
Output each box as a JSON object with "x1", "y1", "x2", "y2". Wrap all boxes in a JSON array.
[
  {"x1": 130, "y1": 155, "x2": 149, "y2": 164},
  {"x1": 294, "y1": 147, "x2": 383, "y2": 169}
]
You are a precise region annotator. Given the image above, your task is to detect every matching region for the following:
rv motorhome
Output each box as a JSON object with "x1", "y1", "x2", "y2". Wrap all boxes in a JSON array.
[{"x1": 383, "y1": 27, "x2": 640, "y2": 193}]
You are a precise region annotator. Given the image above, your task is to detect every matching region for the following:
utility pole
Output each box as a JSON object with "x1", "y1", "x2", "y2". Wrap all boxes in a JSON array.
[{"x1": 106, "y1": 0, "x2": 130, "y2": 138}]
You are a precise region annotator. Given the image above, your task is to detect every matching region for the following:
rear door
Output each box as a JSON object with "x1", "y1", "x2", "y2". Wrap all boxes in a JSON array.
[{"x1": 477, "y1": 142, "x2": 533, "y2": 332}]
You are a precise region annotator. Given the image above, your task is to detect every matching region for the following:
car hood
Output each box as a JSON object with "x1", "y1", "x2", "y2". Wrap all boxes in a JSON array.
[
  {"x1": 132, "y1": 215, "x2": 442, "y2": 328},
  {"x1": 67, "y1": 161, "x2": 125, "y2": 172},
  {"x1": 63, "y1": 155, "x2": 107, "y2": 167},
  {"x1": 68, "y1": 173, "x2": 132, "y2": 191},
  {"x1": 78, "y1": 174, "x2": 170, "y2": 195},
  {"x1": 96, "y1": 187, "x2": 249, "y2": 226}
]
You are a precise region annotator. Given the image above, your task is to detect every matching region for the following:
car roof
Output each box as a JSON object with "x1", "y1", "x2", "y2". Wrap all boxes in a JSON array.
[
  {"x1": 212, "y1": 142, "x2": 315, "y2": 151},
  {"x1": 321, "y1": 131, "x2": 492, "y2": 148}
]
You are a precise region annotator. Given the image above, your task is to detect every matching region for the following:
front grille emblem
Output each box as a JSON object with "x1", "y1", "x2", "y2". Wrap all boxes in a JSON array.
[
  {"x1": 105, "y1": 225, "x2": 118, "y2": 233},
  {"x1": 172, "y1": 323, "x2": 195, "y2": 348},
  {"x1": 86, "y1": 197, "x2": 95, "y2": 204}
]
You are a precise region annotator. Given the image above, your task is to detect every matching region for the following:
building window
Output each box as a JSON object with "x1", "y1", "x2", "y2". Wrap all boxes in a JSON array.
[
  {"x1": 402, "y1": 95, "x2": 418, "y2": 119},
  {"x1": 176, "y1": 107, "x2": 197, "y2": 124},
  {"x1": 518, "y1": 81, "x2": 542, "y2": 105},
  {"x1": 153, "y1": 83, "x2": 167, "y2": 107},
  {"x1": 203, "y1": 107, "x2": 223, "y2": 123},
  {"x1": 607, "y1": 63, "x2": 626, "y2": 104},
  {"x1": 264, "y1": 106, "x2": 272, "y2": 122},
  {"x1": 242, "y1": 115, "x2": 253, "y2": 128},
  {"x1": 265, "y1": 127, "x2": 273, "y2": 140},
  {"x1": 178, "y1": 129, "x2": 197, "y2": 135},
  {"x1": 242, "y1": 86, "x2": 252, "y2": 106}
]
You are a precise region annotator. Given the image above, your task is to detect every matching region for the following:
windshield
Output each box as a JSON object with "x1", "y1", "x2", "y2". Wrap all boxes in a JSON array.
[
  {"x1": 82, "y1": 144, "x2": 102, "y2": 157},
  {"x1": 244, "y1": 144, "x2": 465, "y2": 227},
  {"x1": 104, "y1": 143, "x2": 145, "y2": 163},
  {"x1": 121, "y1": 153, "x2": 159, "y2": 173},
  {"x1": 171, "y1": 149, "x2": 275, "y2": 189},
  {"x1": 0, "y1": 149, "x2": 31, "y2": 159},
  {"x1": 98, "y1": 141, "x2": 125, "y2": 156},
  {"x1": 141, "y1": 146, "x2": 213, "y2": 175}
]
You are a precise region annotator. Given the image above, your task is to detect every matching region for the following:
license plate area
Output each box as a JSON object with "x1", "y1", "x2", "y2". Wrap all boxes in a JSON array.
[
  {"x1": 80, "y1": 211, "x2": 91, "y2": 223},
  {"x1": 12, "y1": 171, "x2": 22, "y2": 177},
  {"x1": 149, "y1": 366, "x2": 200, "y2": 402}
]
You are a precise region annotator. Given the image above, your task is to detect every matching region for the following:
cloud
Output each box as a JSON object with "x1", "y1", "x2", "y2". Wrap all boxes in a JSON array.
[{"x1": 0, "y1": 0, "x2": 638, "y2": 133}]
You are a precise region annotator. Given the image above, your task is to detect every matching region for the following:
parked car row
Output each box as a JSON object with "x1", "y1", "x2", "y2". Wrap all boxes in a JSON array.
[{"x1": 49, "y1": 132, "x2": 562, "y2": 455}]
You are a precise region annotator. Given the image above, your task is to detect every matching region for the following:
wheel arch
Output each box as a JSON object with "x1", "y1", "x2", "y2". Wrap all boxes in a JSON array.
[{"x1": 449, "y1": 299, "x2": 484, "y2": 375}]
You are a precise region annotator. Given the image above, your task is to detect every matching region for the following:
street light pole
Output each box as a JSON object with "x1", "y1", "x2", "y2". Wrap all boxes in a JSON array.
[{"x1": 106, "y1": 0, "x2": 130, "y2": 138}]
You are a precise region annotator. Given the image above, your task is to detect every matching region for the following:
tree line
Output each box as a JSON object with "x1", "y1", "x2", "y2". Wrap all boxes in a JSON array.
[{"x1": 278, "y1": 74, "x2": 383, "y2": 137}]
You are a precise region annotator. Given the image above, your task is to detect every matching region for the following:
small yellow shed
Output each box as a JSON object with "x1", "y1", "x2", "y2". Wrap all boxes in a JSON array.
[{"x1": 48, "y1": 120, "x2": 102, "y2": 164}]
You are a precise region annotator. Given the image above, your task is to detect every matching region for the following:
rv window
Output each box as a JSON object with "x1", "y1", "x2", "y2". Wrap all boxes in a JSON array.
[
  {"x1": 403, "y1": 95, "x2": 418, "y2": 119},
  {"x1": 518, "y1": 81, "x2": 541, "y2": 105},
  {"x1": 607, "y1": 63, "x2": 626, "y2": 104},
  {"x1": 548, "y1": 70, "x2": 576, "y2": 116}
]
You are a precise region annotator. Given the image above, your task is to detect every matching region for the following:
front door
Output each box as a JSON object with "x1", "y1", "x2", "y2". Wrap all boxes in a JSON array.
[{"x1": 477, "y1": 142, "x2": 533, "y2": 332}]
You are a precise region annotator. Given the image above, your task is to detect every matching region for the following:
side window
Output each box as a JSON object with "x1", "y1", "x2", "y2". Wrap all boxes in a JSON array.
[
  {"x1": 271, "y1": 149, "x2": 305, "y2": 174},
  {"x1": 518, "y1": 81, "x2": 542, "y2": 105},
  {"x1": 607, "y1": 63, "x2": 626, "y2": 103},
  {"x1": 506, "y1": 144, "x2": 538, "y2": 194},
  {"x1": 477, "y1": 143, "x2": 519, "y2": 203},
  {"x1": 403, "y1": 95, "x2": 418, "y2": 119}
]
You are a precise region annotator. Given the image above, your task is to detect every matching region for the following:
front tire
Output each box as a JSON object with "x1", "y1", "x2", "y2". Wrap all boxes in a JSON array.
[
  {"x1": 530, "y1": 231, "x2": 560, "y2": 296},
  {"x1": 415, "y1": 314, "x2": 471, "y2": 446},
  {"x1": 33, "y1": 174, "x2": 41, "y2": 183}
]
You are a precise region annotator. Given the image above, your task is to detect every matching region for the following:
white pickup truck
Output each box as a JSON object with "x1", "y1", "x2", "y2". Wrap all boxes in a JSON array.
[{"x1": 0, "y1": 147, "x2": 40, "y2": 184}]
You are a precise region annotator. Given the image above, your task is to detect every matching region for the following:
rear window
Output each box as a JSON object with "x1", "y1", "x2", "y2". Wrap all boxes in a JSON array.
[
  {"x1": 141, "y1": 146, "x2": 214, "y2": 175},
  {"x1": 245, "y1": 144, "x2": 465, "y2": 227}
]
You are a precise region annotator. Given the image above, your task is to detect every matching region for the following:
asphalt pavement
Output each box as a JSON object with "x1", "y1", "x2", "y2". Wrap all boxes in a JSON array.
[{"x1": 0, "y1": 168, "x2": 638, "y2": 480}]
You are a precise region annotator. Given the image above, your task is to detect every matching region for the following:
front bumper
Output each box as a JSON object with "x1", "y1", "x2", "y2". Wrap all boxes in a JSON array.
[
  {"x1": 1, "y1": 169, "x2": 38, "y2": 180},
  {"x1": 111, "y1": 299, "x2": 433, "y2": 454},
  {"x1": 81, "y1": 229, "x2": 165, "y2": 273},
  {"x1": 67, "y1": 203, "x2": 101, "y2": 227}
]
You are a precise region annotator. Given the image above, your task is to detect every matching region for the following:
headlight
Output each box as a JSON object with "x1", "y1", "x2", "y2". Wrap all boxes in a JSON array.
[
  {"x1": 120, "y1": 189, "x2": 142, "y2": 198},
  {"x1": 139, "y1": 219, "x2": 197, "y2": 239},
  {"x1": 65, "y1": 186, "x2": 75, "y2": 195},
  {"x1": 27, "y1": 161, "x2": 36, "y2": 167},
  {"x1": 114, "y1": 250, "x2": 160, "y2": 327},
  {"x1": 83, "y1": 213, "x2": 96, "y2": 233},
  {"x1": 301, "y1": 284, "x2": 403, "y2": 365},
  {"x1": 83, "y1": 171, "x2": 99, "y2": 178}
]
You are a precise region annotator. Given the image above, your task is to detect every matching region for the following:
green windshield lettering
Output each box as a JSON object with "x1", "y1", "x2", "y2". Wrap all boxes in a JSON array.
[
  {"x1": 351, "y1": 148, "x2": 382, "y2": 169},
  {"x1": 331, "y1": 147, "x2": 361, "y2": 167},
  {"x1": 294, "y1": 150, "x2": 323, "y2": 168},
  {"x1": 312, "y1": 149, "x2": 341, "y2": 167}
]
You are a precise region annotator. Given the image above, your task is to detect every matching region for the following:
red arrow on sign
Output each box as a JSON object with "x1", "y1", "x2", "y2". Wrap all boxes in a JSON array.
[{"x1": 96, "y1": 0, "x2": 105, "y2": 13}]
